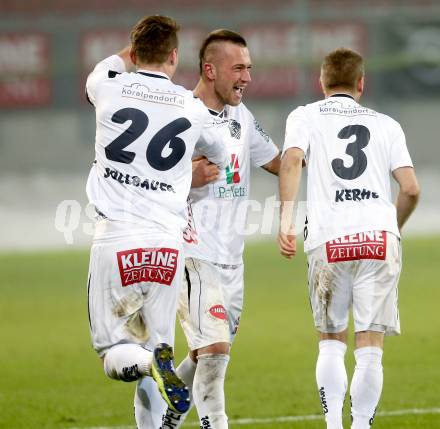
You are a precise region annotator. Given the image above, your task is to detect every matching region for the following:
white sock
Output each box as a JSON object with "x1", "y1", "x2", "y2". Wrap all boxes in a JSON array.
[
  {"x1": 162, "y1": 355, "x2": 197, "y2": 429},
  {"x1": 350, "y1": 347, "x2": 383, "y2": 429},
  {"x1": 316, "y1": 340, "x2": 348, "y2": 429},
  {"x1": 103, "y1": 344, "x2": 152, "y2": 381},
  {"x1": 135, "y1": 376, "x2": 167, "y2": 429},
  {"x1": 193, "y1": 354, "x2": 230, "y2": 429}
]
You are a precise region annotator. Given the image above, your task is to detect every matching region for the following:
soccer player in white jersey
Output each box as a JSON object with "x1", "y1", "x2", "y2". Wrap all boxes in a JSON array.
[
  {"x1": 134, "y1": 30, "x2": 280, "y2": 429},
  {"x1": 85, "y1": 15, "x2": 228, "y2": 420},
  {"x1": 279, "y1": 48, "x2": 420, "y2": 429}
]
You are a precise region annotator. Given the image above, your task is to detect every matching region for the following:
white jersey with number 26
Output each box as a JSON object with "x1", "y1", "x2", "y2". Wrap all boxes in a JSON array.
[
  {"x1": 283, "y1": 94, "x2": 413, "y2": 252},
  {"x1": 85, "y1": 55, "x2": 228, "y2": 239}
]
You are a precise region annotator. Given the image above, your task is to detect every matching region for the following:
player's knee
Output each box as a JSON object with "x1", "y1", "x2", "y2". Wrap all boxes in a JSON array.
[
  {"x1": 103, "y1": 344, "x2": 152, "y2": 382},
  {"x1": 319, "y1": 330, "x2": 348, "y2": 344},
  {"x1": 355, "y1": 330, "x2": 384, "y2": 349},
  {"x1": 197, "y1": 342, "x2": 230, "y2": 356}
]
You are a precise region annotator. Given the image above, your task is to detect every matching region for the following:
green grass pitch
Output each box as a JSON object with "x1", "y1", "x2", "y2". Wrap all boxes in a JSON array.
[{"x1": 1, "y1": 237, "x2": 439, "y2": 429}]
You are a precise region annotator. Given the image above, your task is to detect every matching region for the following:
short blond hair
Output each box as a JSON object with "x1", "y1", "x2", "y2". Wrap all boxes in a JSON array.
[
  {"x1": 320, "y1": 48, "x2": 364, "y2": 92},
  {"x1": 130, "y1": 15, "x2": 179, "y2": 64}
]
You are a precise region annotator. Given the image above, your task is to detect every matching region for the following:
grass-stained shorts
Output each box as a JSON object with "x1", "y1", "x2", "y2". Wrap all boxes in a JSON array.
[
  {"x1": 178, "y1": 258, "x2": 244, "y2": 351},
  {"x1": 87, "y1": 226, "x2": 183, "y2": 357},
  {"x1": 307, "y1": 230, "x2": 401, "y2": 336}
]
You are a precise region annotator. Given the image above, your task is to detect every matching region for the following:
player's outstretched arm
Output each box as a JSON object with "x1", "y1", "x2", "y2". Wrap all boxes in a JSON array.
[
  {"x1": 392, "y1": 166, "x2": 420, "y2": 231},
  {"x1": 278, "y1": 147, "x2": 304, "y2": 259}
]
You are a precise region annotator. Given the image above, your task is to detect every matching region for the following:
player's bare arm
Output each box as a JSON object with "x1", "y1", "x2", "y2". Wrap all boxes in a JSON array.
[
  {"x1": 278, "y1": 147, "x2": 304, "y2": 259},
  {"x1": 261, "y1": 153, "x2": 281, "y2": 176},
  {"x1": 191, "y1": 156, "x2": 220, "y2": 187},
  {"x1": 393, "y1": 166, "x2": 420, "y2": 230}
]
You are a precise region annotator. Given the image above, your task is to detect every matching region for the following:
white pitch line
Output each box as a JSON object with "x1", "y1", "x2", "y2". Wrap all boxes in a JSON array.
[{"x1": 67, "y1": 407, "x2": 440, "y2": 429}]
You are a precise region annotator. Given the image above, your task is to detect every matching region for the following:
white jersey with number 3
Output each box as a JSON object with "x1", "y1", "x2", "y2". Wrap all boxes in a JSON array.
[
  {"x1": 85, "y1": 55, "x2": 228, "y2": 239},
  {"x1": 283, "y1": 94, "x2": 413, "y2": 252}
]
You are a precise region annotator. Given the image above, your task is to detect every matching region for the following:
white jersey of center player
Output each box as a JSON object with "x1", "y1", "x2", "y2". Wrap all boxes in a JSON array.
[
  {"x1": 283, "y1": 94, "x2": 413, "y2": 252},
  {"x1": 184, "y1": 103, "x2": 279, "y2": 265},
  {"x1": 85, "y1": 55, "x2": 228, "y2": 240}
]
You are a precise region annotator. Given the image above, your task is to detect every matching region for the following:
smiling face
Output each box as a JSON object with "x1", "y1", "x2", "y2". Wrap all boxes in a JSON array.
[{"x1": 207, "y1": 42, "x2": 252, "y2": 107}]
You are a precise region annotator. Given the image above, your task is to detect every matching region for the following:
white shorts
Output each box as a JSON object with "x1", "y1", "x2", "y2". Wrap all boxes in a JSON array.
[
  {"x1": 307, "y1": 231, "x2": 401, "y2": 336},
  {"x1": 178, "y1": 258, "x2": 244, "y2": 351},
  {"x1": 87, "y1": 229, "x2": 183, "y2": 357}
]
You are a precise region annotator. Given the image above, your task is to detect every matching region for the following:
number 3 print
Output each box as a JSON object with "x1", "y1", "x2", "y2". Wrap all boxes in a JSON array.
[{"x1": 331, "y1": 124, "x2": 370, "y2": 180}]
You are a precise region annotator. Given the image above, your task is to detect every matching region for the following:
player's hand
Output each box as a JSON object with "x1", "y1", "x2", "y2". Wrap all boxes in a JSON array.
[
  {"x1": 192, "y1": 156, "x2": 220, "y2": 188},
  {"x1": 278, "y1": 229, "x2": 297, "y2": 259}
]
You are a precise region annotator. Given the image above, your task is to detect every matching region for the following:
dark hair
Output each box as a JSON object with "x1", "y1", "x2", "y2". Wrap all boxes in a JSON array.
[
  {"x1": 130, "y1": 15, "x2": 179, "y2": 64},
  {"x1": 198, "y1": 29, "x2": 247, "y2": 74},
  {"x1": 321, "y1": 48, "x2": 364, "y2": 91}
]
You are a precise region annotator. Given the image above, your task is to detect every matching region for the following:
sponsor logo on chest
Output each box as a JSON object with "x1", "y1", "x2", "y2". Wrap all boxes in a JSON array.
[
  {"x1": 117, "y1": 247, "x2": 179, "y2": 287},
  {"x1": 214, "y1": 152, "x2": 247, "y2": 199},
  {"x1": 226, "y1": 153, "x2": 240, "y2": 184},
  {"x1": 326, "y1": 231, "x2": 387, "y2": 263}
]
